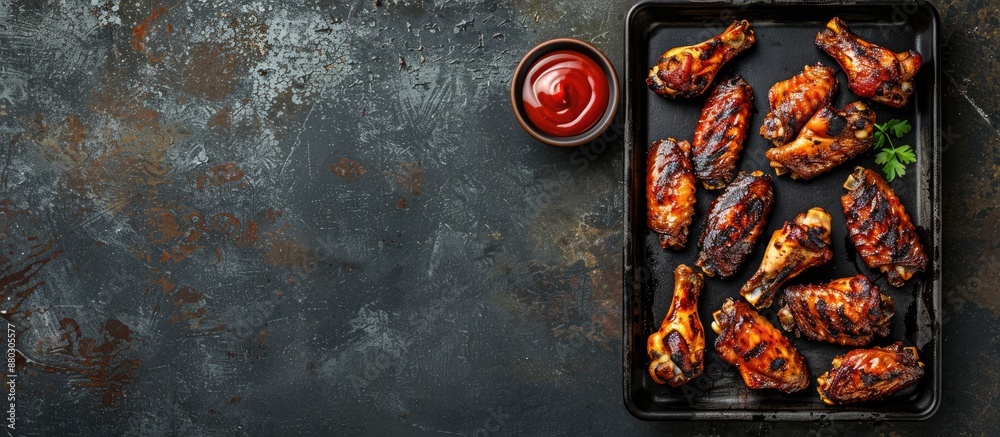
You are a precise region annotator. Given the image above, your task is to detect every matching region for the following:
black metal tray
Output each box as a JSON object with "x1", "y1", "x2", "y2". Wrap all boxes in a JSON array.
[{"x1": 622, "y1": 1, "x2": 941, "y2": 420}]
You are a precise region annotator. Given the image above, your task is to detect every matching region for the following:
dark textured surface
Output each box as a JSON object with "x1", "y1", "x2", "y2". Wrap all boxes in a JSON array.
[{"x1": 0, "y1": 0, "x2": 994, "y2": 435}]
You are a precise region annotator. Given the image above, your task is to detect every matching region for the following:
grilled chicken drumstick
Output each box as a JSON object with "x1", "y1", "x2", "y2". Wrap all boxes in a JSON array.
[
  {"x1": 740, "y1": 207, "x2": 834, "y2": 309},
  {"x1": 766, "y1": 101, "x2": 876, "y2": 180},
  {"x1": 778, "y1": 275, "x2": 894, "y2": 346},
  {"x1": 647, "y1": 264, "x2": 706, "y2": 387},
  {"x1": 841, "y1": 167, "x2": 928, "y2": 287},
  {"x1": 816, "y1": 17, "x2": 922, "y2": 108},
  {"x1": 817, "y1": 342, "x2": 924, "y2": 404},
  {"x1": 760, "y1": 64, "x2": 837, "y2": 147},
  {"x1": 696, "y1": 171, "x2": 774, "y2": 278},
  {"x1": 647, "y1": 138, "x2": 697, "y2": 250},
  {"x1": 692, "y1": 76, "x2": 755, "y2": 189},
  {"x1": 647, "y1": 20, "x2": 755, "y2": 99},
  {"x1": 713, "y1": 298, "x2": 809, "y2": 393}
]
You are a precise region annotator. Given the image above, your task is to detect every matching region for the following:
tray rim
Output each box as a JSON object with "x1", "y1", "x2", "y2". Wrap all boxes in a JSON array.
[{"x1": 620, "y1": 0, "x2": 942, "y2": 421}]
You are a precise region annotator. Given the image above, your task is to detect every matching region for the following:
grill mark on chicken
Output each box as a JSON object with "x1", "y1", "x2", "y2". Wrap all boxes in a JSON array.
[
  {"x1": 777, "y1": 275, "x2": 894, "y2": 346},
  {"x1": 696, "y1": 171, "x2": 774, "y2": 278},
  {"x1": 769, "y1": 357, "x2": 787, "y2": 373},
  {"x1": 817, "y1": 342, "x2": 924, "y2": 404},
  {"x1": 698, "y1": 142, "x2": 731, "y2": 164},
  {"x1": 691, "y1": 76, "x2": 755, "y2": 189},
  {"x1": 760, "y1": 64, "x2": 837, "y2": 146},
  {"x1": 647, "y1": 21, "x2": 755, "y2": 99},
  {"x1": 647, "y1": 265, "x2": 705, "y2": 387},
  {"x1": 712, "y1": 298, "x2": 809, "y2": 393},
  {"x1": 816, "y1": 17, "x2": 922, "y2": 108},
  {"x1": 740, "y1": 208, "x2": 833, "y2": 308},
  {"x1": 646, "y1": 139, "x2": 697, "y2": 250},
  {"x1": 707, "y1": 197, "x2": 765, "y2": 246},
  {"x1": 841, "y1": 167, "x2": 928, "y2": 287},
  {"x1": 825, "y1": 114, "x2": 847, "y2": 136},
  {"x1": 743, "y1": 343, "x2": 767, "y2": 361},
  {"x1": 766, "y1": 101, "x2": 876, "y2": 180}
]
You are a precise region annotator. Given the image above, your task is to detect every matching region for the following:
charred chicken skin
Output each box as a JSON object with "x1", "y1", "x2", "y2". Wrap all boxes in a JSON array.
[
  {"x1": 647, "y1": 20, "x2": 755, "y2": 99},
  {"x1": 696, "y1": 171, "x2": 774, "y2": 278},
  {"x1": 778, "y1": 275, "x2": 894, "y2": 346},
  {"x1": 647, "y1": 138, "x2": 697, "y2": 250},
  {"x1": 712, "y1": 298, "x2": 809, "y2": 393},
  {"x1": 766, "y1": 101, "x2": 876, "y2": 180},
  {"x1": 817, "y1": 341, "x2": 924, "y2": 404},
  {"x1": 760, "y1": 64, "x2": 838, "y2": 147},
  {"x1": 842, "y1": 167, "x2": 928, "y2": 287},
  {"x1": 740, "y1": 207, "x2": 834, "y2": 309},
  {"x1": 692, "y1": 76, "x2": 755, "y2": 189},
  {"x1": 816, "y1": 17, "x2": 922, "y2": 108},
  {"x1": 647, "y1": 264, "x2": 706, "y2": 387}
]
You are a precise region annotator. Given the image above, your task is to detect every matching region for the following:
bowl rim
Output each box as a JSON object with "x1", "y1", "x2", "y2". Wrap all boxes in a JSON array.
[{"x1": 510, "y1": 38, "x2": 620, "y2": 147}]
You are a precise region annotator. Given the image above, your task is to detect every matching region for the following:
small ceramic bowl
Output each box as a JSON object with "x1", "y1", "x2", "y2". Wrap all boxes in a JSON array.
[{"x1": 511, "y1": 38, "x2": 620, "y2": 147}]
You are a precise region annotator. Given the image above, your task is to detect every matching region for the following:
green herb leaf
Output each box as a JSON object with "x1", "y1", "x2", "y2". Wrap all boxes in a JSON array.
[
  {"x1": 895, "y1": 145, "x2": 917, "y2": 164},
  {"x1": 889, "y1": 119, "x2": 912, "y2": 138},
  {"x1": 873, "y1": 130, "x2": 886, "y2": 149},
  {"x1": 871, "y1": 118, "x2": 917, "y2": 182},
  {"x1": 875, "y1": 149, "x2": 892, "y2": 165},
  {"x1": 883, "y1": 159, "x2": 906, "y2": 182}
]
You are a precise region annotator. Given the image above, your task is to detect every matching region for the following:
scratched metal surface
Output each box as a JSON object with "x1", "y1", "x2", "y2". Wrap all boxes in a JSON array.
[{"x1": 0, "y1": 0, "x2": 994, "y2": 435}]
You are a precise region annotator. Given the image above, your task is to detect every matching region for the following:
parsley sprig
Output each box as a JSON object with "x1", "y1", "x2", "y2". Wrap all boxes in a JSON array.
[{"x1": 872, "y1": 118, "x2": 917, "y2": 182}]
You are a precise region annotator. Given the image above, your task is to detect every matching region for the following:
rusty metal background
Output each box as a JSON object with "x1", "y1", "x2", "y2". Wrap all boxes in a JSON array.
[{"x1": 0, "y1": 0, "x2": 994, "y2": 434}]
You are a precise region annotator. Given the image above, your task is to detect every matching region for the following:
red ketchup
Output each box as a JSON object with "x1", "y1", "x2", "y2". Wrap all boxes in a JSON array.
[{"x1": 522, "y1": 50, "x2": 609, "y2": 137}]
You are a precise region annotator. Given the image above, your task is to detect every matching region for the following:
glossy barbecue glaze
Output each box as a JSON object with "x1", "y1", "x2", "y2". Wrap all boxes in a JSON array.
[
  {"x1": 647, "y1": 21, "x2": 755, "y2": 99},
  {"x1": 647, "y1": 264, "x2": 705, "y2": 387},
  {"x1": 760, "y1": 64, "x2": 838, "y2": 147},
  {"x1": 712, "y1": 298, "x2": 809, "y2": 393},
  {"x1": 696, "y1": 171, "x2": 774, "y2": 278},
  {"x1": 817, "y1": 342, "x2": 924, "y2": 404},
  {"x1": 841, "y1": 167, "x2": 928, "y2": 287},
  {"x1": 778, "y1": 275, "x2": 894, "y2": 346},
  {"x1": 766, "y1": 101, "x2": 876, "y2": 180},
  {"x1": 646, "y1": 138, "x2": 697, "y2": 250},
  {"x1": 740, "y1": 207, "x2": 834, "y2": 309},
  {"x1": 692, "y1": 76, "x2": 755, "y2": 189},
  {"x1": 816, "y1": 17, "x2": 922, "y2": 108}
]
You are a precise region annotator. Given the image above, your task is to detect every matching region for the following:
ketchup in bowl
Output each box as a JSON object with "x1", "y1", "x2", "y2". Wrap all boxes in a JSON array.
[{"x1": 521, "y1": 50, "x2": 610, "y2": 137}]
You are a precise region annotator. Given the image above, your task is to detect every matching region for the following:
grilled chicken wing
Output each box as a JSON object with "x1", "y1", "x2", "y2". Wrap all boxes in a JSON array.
[
  {"x1": 647, "y1": 264, "x2": 705, "y2": 387},
  {"x1": 692, "y1": 76, "x2": 755, "y2": 189},
  {"x1": 647, "y1": 138, "x2": 697, "y2": 250},
  {"x1": 816, "y1": 17, "x2": 922, "y2": 108},
  {"x1": 842, "y1": 167, "x2": 928, "y2": 287},
  {"x1": 696, "y1": 171, "x2": 774, "y2": 277},
  {"x1": 647, "y1": 20, "x2": 755, "y2": 99},
  {"x1": 760, "y1": 64, "x2": 837, "y2": 147},
  {"x1": 766, "y1": 101, "x2": 876, "y2": 180},
  {"x1": 712, "y1": 298, "x2": 809, "y2": 393},
  {"x1": 817, "y1": 342, "x2": 924, "y2": 404},
  {"x1": 777, "y1": 275, "x2": 894, "y2": 346},
  {"x1": 740, "y1": 207, "x2": 833, "y2": 309}
]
